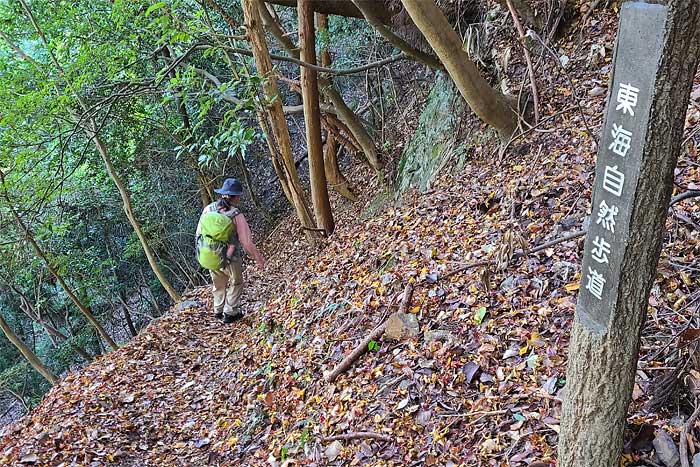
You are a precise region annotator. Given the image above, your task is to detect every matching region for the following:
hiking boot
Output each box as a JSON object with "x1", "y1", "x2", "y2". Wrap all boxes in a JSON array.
[
  {"x1": 222, "y1": 311, "x2": 244, "y2": 324},
  {"x1": 214, "y1": 311, "x2": 224, "y2": 320}
]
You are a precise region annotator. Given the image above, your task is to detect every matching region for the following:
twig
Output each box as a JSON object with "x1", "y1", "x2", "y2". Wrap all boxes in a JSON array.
[
  {"x1": 680, "y1": 401, "x2": 700, "y2": 467},
  {"x1": 321, "y1": 431, "x2": 392, "y2": 443},
  {"x1": 671, "y1": 190, "x2": 700, "y2": 205},
  {"x1": 580, "y1": 0, "x2": 604, "y2": 29},
  {"x1": 506, "y1": 0, "x2": 540, "y2": 124},
  {"x1": 324, "y1": 283, "x2": 414, "y2": 383}
]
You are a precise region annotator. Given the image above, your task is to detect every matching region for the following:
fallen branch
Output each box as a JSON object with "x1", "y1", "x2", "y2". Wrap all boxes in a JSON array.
[
  {"x1": 671, "y1": 190, "x2": 700, "y2": 205},
  {"x1": 675, "y1": 211, "x2": 700, "y2": 230},
  {"x1": 680, "y1": 402, "x2": 700, "y2": 467},
  {"x1": 324, "y1": 283, "x2": 414, "y2": 383},
  {"x1": 321, "y1": 431, "x2": 392, "y2": 443}
]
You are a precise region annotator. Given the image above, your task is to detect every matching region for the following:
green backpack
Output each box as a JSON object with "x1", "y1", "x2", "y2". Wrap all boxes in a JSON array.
[{"x1": 197, "y1": 211, "x2": 235, "y2": 270}]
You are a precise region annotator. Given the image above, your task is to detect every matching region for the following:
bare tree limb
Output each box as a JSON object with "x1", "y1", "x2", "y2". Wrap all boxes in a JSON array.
[
  {"x1": 671, "y1": 189, "x2": 700, "y2": 205},
  {"x1": 325, "y1": 283, "x2": 414, "y2": 383}
]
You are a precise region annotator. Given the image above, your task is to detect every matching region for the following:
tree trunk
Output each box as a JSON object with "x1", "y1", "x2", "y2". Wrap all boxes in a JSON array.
[
  {"x1": 400, "y1": 0, "x2": 518, "y2": 141},
  {"x1": 161, "y1": 46, "x2": 214, "y2": 208},
  {"x1": 88, "y1": 126, "x2": 181, "y2": 303},
  {"x1": 235, "y1": 149, "x2": 272, "y2": 223},
  {"x1": 324, "y1": 135, "x2": 357, "y2": 201},
  {"x1": 0, "y1": 312, "x2": 58, "y2": 386},
  {"x1": 257, "y1": 1, "x2": 382, "y2": 172},
  {"x1": 299, "y1": 0, "x2": 335, "y2": 234},
  {"x1": 559, "y1": 1, "x2": 700, "y2": 465},
  {"x1": 242, "y1": 0, "x2": 317, "y2": 236},
  {"x1": 117, "y1": 291, "x2": 139, "y2": 338}
]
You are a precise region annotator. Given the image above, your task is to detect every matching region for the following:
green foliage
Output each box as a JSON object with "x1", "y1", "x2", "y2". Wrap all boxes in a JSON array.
[{"x1": 0, "y1": 0, "x2": 265, "y2": 416}]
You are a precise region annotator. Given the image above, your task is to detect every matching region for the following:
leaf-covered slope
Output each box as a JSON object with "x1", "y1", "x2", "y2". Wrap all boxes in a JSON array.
[{"x1": 2, "y1": 9, "x2": 700, "y2": 467}]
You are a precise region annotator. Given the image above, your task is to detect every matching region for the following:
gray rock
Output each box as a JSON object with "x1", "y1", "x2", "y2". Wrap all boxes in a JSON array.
[
  {"x1": 176, "y1": 300, "x2": 200, "y2": 311},
  {"x1": 653, "y1": 429, "x2": 680, "y2": 467},
  {"x1": 416, "y1": 410, "x2": 432, "y2": 426},
  {"x1": 385, "y1": 312, "x2": 420, "y2": 340},
  {"x1": 560, "y1": 217, "x2": 579, "y2": 229},
  {"x1": 424, "y1": 330, "x2": 454, "y2": 342},
  {"x1": 588, "y1": 86, "x2": 606, "y2": 97},
  {"x1": 325, "y1": 440, "x2": 342, "y2": 462},
  {"x1": 551, "y1": 261, "x2": 577, "y2": 281},
  {"x1": 499, "y1": 275, "x2": 516, "y2": 292}
]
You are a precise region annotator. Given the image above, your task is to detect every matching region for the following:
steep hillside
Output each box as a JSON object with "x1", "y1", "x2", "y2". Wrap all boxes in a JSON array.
[{"x1": 2, "y1": 8, "x2": 700, "y2": 467}]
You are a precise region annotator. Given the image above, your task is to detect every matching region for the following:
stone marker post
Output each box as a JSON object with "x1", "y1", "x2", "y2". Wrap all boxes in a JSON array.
[{"x1": 558, "y1": 1, "x2": 700, "y2": 466}]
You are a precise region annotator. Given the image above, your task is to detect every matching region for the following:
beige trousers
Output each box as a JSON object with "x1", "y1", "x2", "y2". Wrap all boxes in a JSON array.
[{"x1": 211, "y1": 259, "x2": 243, "y2": 316}]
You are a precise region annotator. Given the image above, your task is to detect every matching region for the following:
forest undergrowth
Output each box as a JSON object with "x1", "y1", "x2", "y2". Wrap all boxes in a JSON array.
[{"x1": 2, "y1": 8, "x2": 700, "y2": 467}]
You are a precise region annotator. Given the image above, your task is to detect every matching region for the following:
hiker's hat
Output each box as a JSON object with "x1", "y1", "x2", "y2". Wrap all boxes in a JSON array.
[{"x1": 214, "y1": 178, "x2": 243, "y2": 196}]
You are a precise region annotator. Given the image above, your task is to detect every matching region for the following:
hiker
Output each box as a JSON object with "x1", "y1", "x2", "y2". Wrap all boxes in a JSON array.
[{"x1": 196, "y1": 178, "x2": 265, "y2": 323}]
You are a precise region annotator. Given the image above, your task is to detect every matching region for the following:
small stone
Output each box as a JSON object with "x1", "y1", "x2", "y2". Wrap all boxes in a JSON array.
[
  {"x1": 423, "y1": 330, "x2": 454, "y2": 342},
  {"x1": 588, "y1": 86, "x2": 606, "y2": 97},
  {"x1": 385, "y1": 312, "x2": 420, "y2": 340},
  {"x1": 325, "y1": 440, "x2": 342, "y2": 461},
  {"x1": 176, "y1": 300, "x2": 199, "y2": 311},
  {"x1": 559, "y1": 216, "x2": 578, "y2": 229},
  {"x1": 416, "y1": 410, "x2": 432, "y2": 426},
  {"x1": 653, "y1": 429, "x2": 680, "y2": 467},
  {"x1": 499, "y1": 276, "x2": 516, "y2": 292}
]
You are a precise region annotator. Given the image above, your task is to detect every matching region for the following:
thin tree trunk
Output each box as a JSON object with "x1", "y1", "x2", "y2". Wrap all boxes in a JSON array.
[
  {"x1": 139, "y1": 270, "x2": 162, "y2": 316},
  {"x1": 257, "y1": 1, "x2": 382, "y2": 172},
  {"x1": 324, "y1": 135, "x2": 357, "y2": 200},
  {"x1": 235, "y1": 149, "x2": 273, "y2": 223},
  {"x1": 242, "y1": 0, "x2": 317, "y2": 236},
  {"x1": 400, "y1": 0, "x2": 518, "y2": 141},
  {"x1": 299, "y1": 0, "x2": 335, "y2": 234},
  {"x1": 88, "y1": 127, "x2": 181, "y2": 303},
  {"x1": 161, "y1": 46, "x2": 214, "y2": 208},
  {"x1": 117, "y1": 291, "x2": 138, "y2": 338},
  {"x1": 0, "y1": 312, "x2": 58, "y2": 386}
]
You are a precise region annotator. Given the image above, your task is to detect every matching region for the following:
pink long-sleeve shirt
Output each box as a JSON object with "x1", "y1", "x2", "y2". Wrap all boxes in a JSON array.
[{"x1": 232, "y1": 213, "x2": 263, "y2": 262}]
